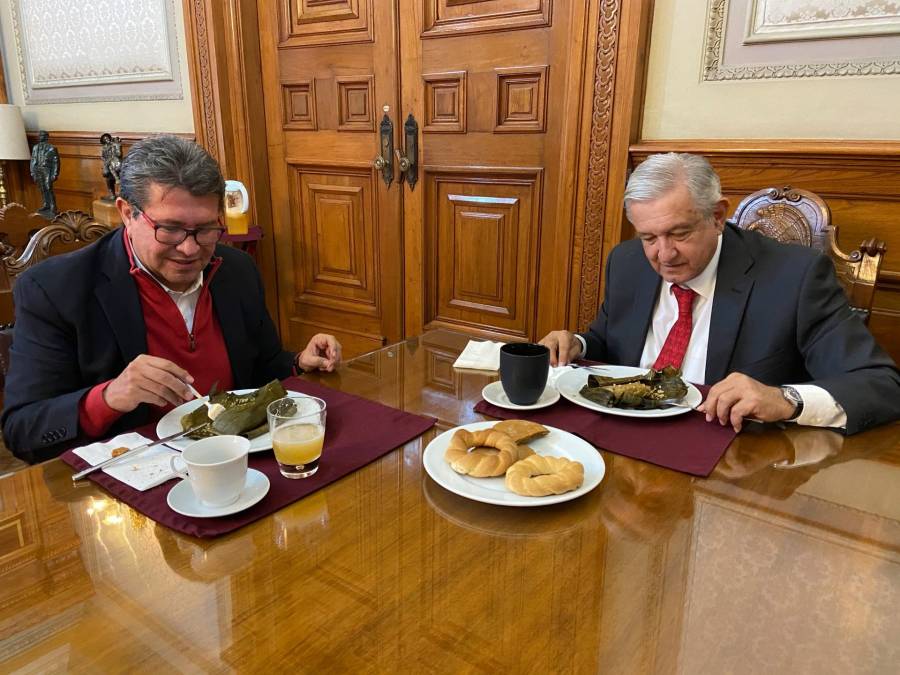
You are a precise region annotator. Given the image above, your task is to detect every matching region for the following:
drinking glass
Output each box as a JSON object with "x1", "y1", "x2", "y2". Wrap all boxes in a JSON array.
[{"x1": 267, "y1": 396, "x2": 327, "y2": 479}]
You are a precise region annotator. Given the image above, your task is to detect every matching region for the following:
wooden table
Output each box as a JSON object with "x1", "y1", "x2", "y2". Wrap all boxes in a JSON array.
[{"x1": 1, "y1": 330, "x2": 897, "y2": 673}]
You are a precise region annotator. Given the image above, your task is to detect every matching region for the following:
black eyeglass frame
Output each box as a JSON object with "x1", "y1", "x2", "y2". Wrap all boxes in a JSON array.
[{"x1": 134, "y1": 207, "x2": 226, "y2": 246}]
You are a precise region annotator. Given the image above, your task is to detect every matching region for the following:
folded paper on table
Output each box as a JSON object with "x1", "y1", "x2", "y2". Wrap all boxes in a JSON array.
[
  {"x1": 60, "y1": 378, "x2": 437, "y2": 538},
  {"x1": 453, "y1": 340, "x2": 503, "y2": 370},
  {"x1": 72, "y1": 433, "x2": 180, "y2": 491}
]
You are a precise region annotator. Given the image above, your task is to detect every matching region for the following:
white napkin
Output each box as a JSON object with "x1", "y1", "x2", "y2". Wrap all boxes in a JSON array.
[
  {"x1": 453, "y1": 340, "x2": 503, "y2": 371},
  {"x1": 72, "y1": 432, "x2": 180, "y2": 491}
]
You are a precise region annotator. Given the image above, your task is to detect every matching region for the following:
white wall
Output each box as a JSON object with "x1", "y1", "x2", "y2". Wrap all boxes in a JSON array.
[
  {"x1": 0, "y1": 0, "x2": 194, "y2": 133},
  {"x1": 642, "y1": 0, "x2": 900, "y2": 140}
]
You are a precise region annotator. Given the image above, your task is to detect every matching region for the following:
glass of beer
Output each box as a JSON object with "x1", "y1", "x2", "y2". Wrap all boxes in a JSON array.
[{"x1": 267, "y1": 396, "x2": 327, "y2": 479}]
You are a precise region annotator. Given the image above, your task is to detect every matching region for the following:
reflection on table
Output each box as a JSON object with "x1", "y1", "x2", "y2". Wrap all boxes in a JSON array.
[{"x1": 0, "y1": 330, "x2": 897, "y2": 672}]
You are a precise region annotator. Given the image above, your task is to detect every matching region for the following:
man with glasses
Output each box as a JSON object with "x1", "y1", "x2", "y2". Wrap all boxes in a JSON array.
[
  {"x1": 541, "y1": 152, "x2": 899, "y2": 435},
  {"x1": 3, "y1": 135, "x2": 341, "y2": 462}
]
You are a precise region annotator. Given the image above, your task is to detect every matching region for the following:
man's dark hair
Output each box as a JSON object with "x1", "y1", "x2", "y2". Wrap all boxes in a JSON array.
[{"x1": 119, "y1": 134, "x2": 225, "y2": 210}]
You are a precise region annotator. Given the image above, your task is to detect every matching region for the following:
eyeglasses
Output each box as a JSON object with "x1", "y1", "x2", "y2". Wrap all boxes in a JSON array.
[{"x1": 137, "y1": 210, "x2": 226, "y2": 246}]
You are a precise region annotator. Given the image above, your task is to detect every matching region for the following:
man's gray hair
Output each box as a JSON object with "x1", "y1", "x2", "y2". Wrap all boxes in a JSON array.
[
  {"x1": 624, "y1": 153, "x2": 722, "y2": 218},
  {"x1": 119, "y1": 134, "x2": 225, "y2": 210}
]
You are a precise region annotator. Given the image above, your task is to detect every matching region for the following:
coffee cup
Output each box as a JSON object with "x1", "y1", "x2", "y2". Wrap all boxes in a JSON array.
[
  {"x1": 170, "y1": 435, "x2": 250, "y2": 507},
  {"x1": 500, "y1": 342, "x2": 550, "y2": 405}
]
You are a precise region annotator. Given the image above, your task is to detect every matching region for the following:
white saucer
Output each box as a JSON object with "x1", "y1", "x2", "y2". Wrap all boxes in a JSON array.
[
  {"x1": 481, "y1": 380, "x2": 560, "y2": 410},
  {"x1": 167, "y1": 468, "x2": 270, "y2": 518}
]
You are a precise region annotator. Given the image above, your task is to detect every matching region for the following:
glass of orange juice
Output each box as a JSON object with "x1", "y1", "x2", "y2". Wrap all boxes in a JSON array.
[
  {"x1": 224, "y1": 179, "x2": 250, "y2": 235},
  {"x1": 267, "y1": 396, "x2": 327, "y2": 479}
]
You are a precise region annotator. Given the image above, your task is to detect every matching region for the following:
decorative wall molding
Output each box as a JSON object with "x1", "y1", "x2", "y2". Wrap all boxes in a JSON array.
[
  {"x1": 577, "y1": 0, "x2": 621, "y2": 330},
  {"x1": 746, "y1": 0, "x2": 900, "y2": 43},
  {"x1": 703, "y1": 0, "x2": 900, "y2": 81},
  {"x1": 10, "y1": 0, "x2": 184, "y2": 103}
]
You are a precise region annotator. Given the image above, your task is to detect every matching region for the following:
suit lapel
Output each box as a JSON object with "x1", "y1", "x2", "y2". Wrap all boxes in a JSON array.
[
  {"x1": 95, "y1": 231, "x2": 146, "y2": 363},
  {"x1": 622, "y1": 261, "x2": 661, "y2": 366},
  {"x1": 706, "y1": 226, "x2": 755, "y2": 383}
]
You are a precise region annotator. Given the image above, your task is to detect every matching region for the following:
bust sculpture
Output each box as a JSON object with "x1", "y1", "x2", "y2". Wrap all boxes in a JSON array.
[
  {"x1": 100, "y1": 133, "x2": 123, "y2": 202},
  {"x1": 30, "y1": 130, "x2": 60, "y2": 218}
]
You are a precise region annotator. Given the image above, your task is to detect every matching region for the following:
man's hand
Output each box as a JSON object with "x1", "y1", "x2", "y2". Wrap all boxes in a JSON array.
[
  {"x1": 297, "y1": 333, "x2": 342, "y2": 372},
  {"x1": 103, "y1": 355, "x2": 193, "y2": 412},
  {"x1": 538, "y1": 330, "x2": 582, "y2": 366},
  {"x1": 699, "y1": 372, "x2": 797, "y2": 433}
]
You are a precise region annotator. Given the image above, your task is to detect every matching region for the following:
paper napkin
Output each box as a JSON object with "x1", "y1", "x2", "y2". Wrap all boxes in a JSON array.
[
  {"x1": 453, "y1": 340, "x2": 503, "y2": 371},
  {"x1": 72, "y1": 433, "x2": 180, "y2": 491}
]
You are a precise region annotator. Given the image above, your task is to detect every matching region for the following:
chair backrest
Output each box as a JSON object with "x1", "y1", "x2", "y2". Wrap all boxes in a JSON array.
[
  {"x1": 2, "y1": 210, "x2": 113, "y2": 281},
  {"x1": 729, "y1": 186, "x2": 886, "y2": 323}
]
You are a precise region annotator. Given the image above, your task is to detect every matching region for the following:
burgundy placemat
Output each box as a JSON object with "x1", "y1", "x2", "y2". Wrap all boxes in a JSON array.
[
  {"x1": 60, "y1": 377, "x2": 436, "y2": 538},
  {"x1": 474, "y1": 388, "x2": 736, "y2": 476}
]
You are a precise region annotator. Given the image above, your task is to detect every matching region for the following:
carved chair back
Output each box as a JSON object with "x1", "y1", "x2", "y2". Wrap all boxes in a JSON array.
[
  {"x1": 2, "y1": 209, "x2": 113, "y2": 282},
  {"x1": 729, "y1": 186, "x2": 886, "y2": 323}
]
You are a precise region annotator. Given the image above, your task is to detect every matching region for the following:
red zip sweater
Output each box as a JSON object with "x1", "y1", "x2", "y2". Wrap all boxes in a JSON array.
[{"x1": 78, "y1": 231, "x2": 235, "y2": 437}]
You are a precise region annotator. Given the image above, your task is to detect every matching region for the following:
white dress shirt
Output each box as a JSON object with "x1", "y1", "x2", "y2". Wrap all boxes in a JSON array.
[{"x1": 577, "y1": 234, "x2": 847, "y2": 429}]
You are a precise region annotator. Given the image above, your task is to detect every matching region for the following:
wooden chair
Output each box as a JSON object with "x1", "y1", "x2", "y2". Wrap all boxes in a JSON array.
[
  {"x1": 729, "y1": 186, "x2": 886, "y2": 323},
  {"x1": 2, "y1": 209, "x2": 113, "y2": 282},
  {"x1": 0, "y1": 209, "x2": 113, "y2": 408}
]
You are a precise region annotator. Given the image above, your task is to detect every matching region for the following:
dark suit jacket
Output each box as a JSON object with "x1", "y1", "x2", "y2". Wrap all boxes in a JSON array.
[
  {"x1": 581, "y1": 224, "x2": 900, "y2": 435},
  {"x1": 2, "y1": 228, "x2": 295, "y2": 462}
]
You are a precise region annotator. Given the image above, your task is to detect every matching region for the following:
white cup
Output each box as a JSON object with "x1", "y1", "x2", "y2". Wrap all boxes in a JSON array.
[{"x1": 170, "y1": 435, "x2": 250, "y2": 507}]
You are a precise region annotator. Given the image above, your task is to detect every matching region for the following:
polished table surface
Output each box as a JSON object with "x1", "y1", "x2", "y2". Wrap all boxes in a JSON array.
[{"x1": 1, "y1": 330, "x2": 898, "y2": 673}]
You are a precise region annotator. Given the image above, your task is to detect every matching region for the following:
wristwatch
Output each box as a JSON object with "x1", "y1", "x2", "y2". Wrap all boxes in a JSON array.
[{"x1": 780, "y1": 385, "x2": 803, "y2": 421}]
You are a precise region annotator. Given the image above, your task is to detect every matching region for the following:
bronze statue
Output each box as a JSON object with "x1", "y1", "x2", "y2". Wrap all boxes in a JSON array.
[
  {"x1": 30, "y1": 130, "x2": 60, "y2": 218},
  {"x1": 100, "y1": 133, "x2": 123, "y2": 202}
]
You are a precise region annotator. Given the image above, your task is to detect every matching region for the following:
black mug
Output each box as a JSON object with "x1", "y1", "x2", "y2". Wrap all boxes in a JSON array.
[{"x1": 500, "y1": 343, "x2": 550, "y2": 405}]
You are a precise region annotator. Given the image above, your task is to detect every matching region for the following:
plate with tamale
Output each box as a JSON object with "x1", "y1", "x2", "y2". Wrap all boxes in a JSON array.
[
  {"x1": 156, "y1": 380, "x2": 309, "y2": 452},
  {"x1": 555, "y1": 365, "x2": 702, "y2": 419}
]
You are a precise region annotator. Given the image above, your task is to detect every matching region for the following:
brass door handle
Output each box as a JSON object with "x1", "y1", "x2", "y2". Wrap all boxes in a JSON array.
[
  {"x1": 375, "y1": 110, "x2": 394, "y2": 186},
  {"x1": 401, "y1": 113, "x2": 418, "y2": 190},
  {"x1": 394, "y1": 149, "x2": 410, "y2": 173}
]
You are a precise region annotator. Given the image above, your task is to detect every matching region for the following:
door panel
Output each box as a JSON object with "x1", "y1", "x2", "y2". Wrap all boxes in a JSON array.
[
  {"x1": 259, "y1": 0, "x2": 402, "y2": 358},
  {"x1": 425, "y1": 170, "x2": 542, "y2": 337},
  {"x1": 403, "y1": 0, "x2": 588, "y2": 340}
]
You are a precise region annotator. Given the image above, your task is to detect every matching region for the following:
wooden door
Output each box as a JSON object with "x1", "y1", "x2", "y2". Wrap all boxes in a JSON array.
[
  {"x1": 257, "y1": 1, "x2": 404, "y2": 357},
  {"x1": 400, "y1": 1, "x2": 592, "y2": 342}
]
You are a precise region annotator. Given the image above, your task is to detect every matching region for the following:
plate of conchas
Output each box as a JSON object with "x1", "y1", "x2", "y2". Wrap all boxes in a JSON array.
[{"x1": 422, "y1": 420, "x2": 606, "y2": 507}]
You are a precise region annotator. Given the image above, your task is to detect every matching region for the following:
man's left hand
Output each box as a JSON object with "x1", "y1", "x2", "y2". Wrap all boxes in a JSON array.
[
  {"x1": 297, "y1": 333, "x2": 342, "y2": 372},
  {"x1": 699, "y1": 372, "x2": 796, "y2": 433}
]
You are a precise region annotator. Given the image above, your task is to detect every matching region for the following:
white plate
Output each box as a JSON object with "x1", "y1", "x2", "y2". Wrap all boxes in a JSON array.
[
  {"x1": 166, "y1": 468, "x2": 270, "y2": 518},
  {"x1": 555, "y1": 366, "x2": 702, "y2": 418},
  {"x1": 156, "y1": 388, "x2": 308, "y2": 452},
  {"x1": 423, "y1": 421, "x2": 605, "y2": 507},
  {"x1": 481, "y1": 381, "x2": 560, "y2": 410}
]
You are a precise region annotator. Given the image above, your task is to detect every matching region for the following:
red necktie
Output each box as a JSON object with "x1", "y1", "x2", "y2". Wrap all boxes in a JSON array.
[{"x1": 653, "y1": 285, "x2": 697, "y2": 370}]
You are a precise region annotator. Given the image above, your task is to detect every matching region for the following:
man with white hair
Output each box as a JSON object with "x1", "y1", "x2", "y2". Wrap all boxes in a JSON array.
[{"x1": 541, "y1": 152, "x2": 900, "y2": 434}]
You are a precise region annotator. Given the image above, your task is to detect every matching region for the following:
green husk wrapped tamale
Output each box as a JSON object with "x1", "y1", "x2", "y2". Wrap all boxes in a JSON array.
[
  {"x1": 578, "y1": 367, "x2": 688, "y2": 409},
  {"x1": 180, "y1": 380, "x2": 289, "y2": 439}
]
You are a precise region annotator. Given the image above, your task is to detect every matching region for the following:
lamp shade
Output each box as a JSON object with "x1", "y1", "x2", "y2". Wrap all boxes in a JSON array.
[{"x1": 0, "y1": 105, "x2": 32, "y2": 161}]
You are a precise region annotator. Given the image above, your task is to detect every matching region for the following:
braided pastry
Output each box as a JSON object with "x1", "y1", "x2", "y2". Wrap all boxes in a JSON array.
[
  {"x1": 445, "y1": 429, "x2": 518, "y2": 477},
  {"x1": 505, "y1": 455, "x2": 584, "y2": 497}
]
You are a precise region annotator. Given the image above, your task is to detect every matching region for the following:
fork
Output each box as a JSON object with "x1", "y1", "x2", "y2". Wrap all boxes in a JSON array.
[{"x1": 185, "y1": 383, "x2": 226, "y2": 420}]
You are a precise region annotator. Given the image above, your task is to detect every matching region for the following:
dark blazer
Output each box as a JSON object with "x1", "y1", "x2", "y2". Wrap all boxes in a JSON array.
[
  {"x1": 581, "y1": 224, "x2": 900, "y2": 435},
  {"x1": 2, "y1": 228, "x2": 295, "y2": 462}
]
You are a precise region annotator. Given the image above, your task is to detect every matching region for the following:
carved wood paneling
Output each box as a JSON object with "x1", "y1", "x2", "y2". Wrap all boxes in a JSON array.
[
  {"x1": 424, "y1": 168, "x2": 542, "y2": 338},
  {"x1": 630, "y1": 140, "x2": 900, "y2": 361},
  {"x1": 576, "y1": 0, "x2": 623, "y2": 331},
  {"x1": 291, "y1": 165, "x2": 378, "y2": 317},
  {"x1": 336, "y1": 76, "x2": 375, "y2": 132},
  {"x1": 495, "y1": 66, "x2": 548, "y2": 133},
  {"x1": 279, "y1": 0, "x2": 374, "y2": 47},
  {"x1": 423, "y1": 71, "x2": 467, "y2": 133},
  {"x1": 282, "y1": 80, "x2": 318, "y2": 130},
  {"x1": 423, "y1": 0, "x2": 552, "y2": 38}
]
